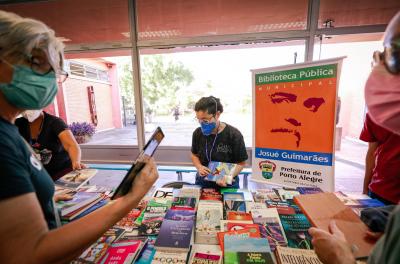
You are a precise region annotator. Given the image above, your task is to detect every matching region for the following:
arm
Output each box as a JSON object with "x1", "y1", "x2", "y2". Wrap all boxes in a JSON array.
[
  {"x1": 58, "y1": 130, "x2": 86, "y2": 170},
  {"x1": 363, "y1": 142, "x2": 378, "y2": 194},
  {"x1": 0, "y1": 159, "x2": 158, "y2": 264}
]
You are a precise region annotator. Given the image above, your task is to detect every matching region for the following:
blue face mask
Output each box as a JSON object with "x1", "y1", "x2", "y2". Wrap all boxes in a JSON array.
[
  {"x1": 0, "y1": 64, "x2": 58, "y2": 109},
  {"x1": 201, "y1": 121, "x2": 216, "y2": 136}
]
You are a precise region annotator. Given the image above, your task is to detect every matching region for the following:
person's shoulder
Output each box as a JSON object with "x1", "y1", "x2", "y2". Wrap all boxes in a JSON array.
[
  {"x1": 14, "y1": 116, "x2": 28, "y2": 127},
  {"x1": 193, "y1": 127, "x2": 202, "y2": 136},
  {"x1": 44, "y1": 112, "x2": 67, "y2": 126},
  {"x1": 223, "y1": 123, "x2": 244, "y2": 137}
]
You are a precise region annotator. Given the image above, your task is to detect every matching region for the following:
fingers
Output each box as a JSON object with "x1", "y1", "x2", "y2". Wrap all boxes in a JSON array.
[
  {"x1": 365, "y1": 230, "x2": 383, "y2": 241},
  {"x1": 309, "y1": 227, "x2": 331, "y2": 238},
  {"x1": 329, "y1": 220, "x2": 346, "y2": 241}
]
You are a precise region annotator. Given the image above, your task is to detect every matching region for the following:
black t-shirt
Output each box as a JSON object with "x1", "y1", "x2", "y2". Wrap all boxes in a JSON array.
[
  {"x1": 15, "y1": 112, "x2": 71, "y2": 180},
  {"x1": 0, "y1": 117, "x2": 56, "y2": 229},
  {"x1": 191, "y1": 123, "x2": 248, "y2": 166}
]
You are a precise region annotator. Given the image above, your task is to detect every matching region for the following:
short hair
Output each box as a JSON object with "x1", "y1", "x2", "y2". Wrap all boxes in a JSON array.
[
  {"x1": 0, "y1": 10, "x2": 64, "y2": 72},
  {"x1": 194, "y1": 96, "x2": 223, "y2": 115},
  {"x1": 384, "y1": 11, "x2": 400, "y2": 47}
]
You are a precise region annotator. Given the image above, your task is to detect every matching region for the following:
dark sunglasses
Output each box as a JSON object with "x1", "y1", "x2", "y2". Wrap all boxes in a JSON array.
[{"x1": 373, "y1": 44, "x2": 400, "y2": 74}]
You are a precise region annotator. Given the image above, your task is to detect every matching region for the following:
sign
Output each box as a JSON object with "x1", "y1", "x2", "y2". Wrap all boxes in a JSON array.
[{"x1": 251, "y1": 58, "x2": 344, "y2": 191}]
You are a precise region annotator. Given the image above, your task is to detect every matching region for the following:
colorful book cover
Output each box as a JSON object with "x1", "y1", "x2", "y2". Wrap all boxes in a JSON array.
[
  {"x1": 296, "y1": 186, "x2": 323, "y2": 195},
  {"x1": 72, "y1": 199, "x2": 108, "y2": 221},
  {"x1": 280, "y1": 214, "x2": 313, "y2": 249},
  {"x1": 57, "y1": 192, "x2": 101, "y2": 216},
  {"x1": 274, "y1": 188, "x2": 301, "y2": 201},
  {"x1": 135, "y1": 237, "x2": 157, "y2": 264},
  {"x1": 275, "y1": 246, "x2": 323, "y2": 264},
  {"x1": 55, "y1": 169, "x2": 98, "y2": 189},
  {"x1": 114, "y1": 208, "x2": 142, "y2": 231},
  {"x1": 191, "y1": 253, "x2": 221, "y2": 264},
  {"x1": 226, "y1": 223, "x2": 259, "y2": 232},
  {"x1": 155, "y1": 218, "x2": 194, "y2": 252},
  {"x1": 220, "y1": 220, "x2": 254, "y2": 232},
  {"x1": 206, "y1": 161, "x2": 237, "y2": 182},
  {"x1": 227, "y1": 211, "x2": 253, "y2": 221},
  {"x1": 224, "y1": 200, "x2": 246, "y2": 213},
  {"x1": 99, "y1": 240, "x2": 142, "y2": 264},
  {"x1": 171, "y1": 197, "x2": 197, "y2": 210},
  {"x1": 217, "y1": 227, "x2": 261, "y2": 252},
  {"x1": 61, "y1": 196, "x2": 104, "y2": 220},
  {"x1": 251, "y1": 208, "x2": 287, "y2": 250},
  {"x1": 224, "y1": 236, "x2": 271, "y2": 264},
  {"x1": 223, "y1": 192, "x2": 245, "y2": 201},
  {"x1": 164, "y1": 209, "x2": 196, "y2": 221},
  {"x1": 253, "y1": 189, "x2": 281, "y2": 203},
  {"x1": 237, "y1": 252, "x2": 275, "y2": 264},
  {"x1": 138, "y1": 214, "x2": 165, "y2": 236},
  {"x1": 78, "y1": 227, "x2": 125, "y2": 263},
  {"x1": 135, "y1": 199, "x2": 171, "y2": 225},
  {"x1": 265, "y1": 200, "x2": 296, "y2": 215}
]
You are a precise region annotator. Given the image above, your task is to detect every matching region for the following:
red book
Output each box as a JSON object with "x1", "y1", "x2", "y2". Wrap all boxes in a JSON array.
[
  {"x1": 226, "y1": 223, "x2": 259, "y2": 232},
  {"x1": 227, "y1": 212, "x2": 253, "y2": 221},
  {"x1": 100, "y1": 240, "x2": 142, "y2": 264}
]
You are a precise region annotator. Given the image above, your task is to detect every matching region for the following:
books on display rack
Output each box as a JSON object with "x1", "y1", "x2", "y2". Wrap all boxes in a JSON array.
[{"x1": 55, "y1": 169, "x2": 98, "y2": 190}]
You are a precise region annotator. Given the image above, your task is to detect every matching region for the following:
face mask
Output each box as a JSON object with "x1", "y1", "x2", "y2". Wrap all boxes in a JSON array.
[
  {"x1": 201, "y1": 121, "x2": 216, "y2": 136},
  {"x1": 365, "y1": 64, "x2": 400, "y2": 134},
  {"x1": 0, "y1": 64, "x2": 58, "y2": 109},
  {"x1": 22, "y1": 110, "x2": 42, "y2": 122}
]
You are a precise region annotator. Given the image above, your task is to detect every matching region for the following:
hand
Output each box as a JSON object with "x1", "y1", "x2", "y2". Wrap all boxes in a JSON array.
[
  {"x1": 197, "y1": 165, "x2": 211, "y2": 177},
  {"x1": 72, "y1": 161, "x2": 87, "y2": 170},
  {"x1": 216, "y1": 176, "x2": 227, "y2": 187},
  {"x1": 128, "y1": 158, "x2": 159, "y2": 200},
  {"x1": 54, "y1": 194, "x2": 73, "y2": 202},
  {"x1": 308, "y1": 221, "x2": 356, "y2": 264}
]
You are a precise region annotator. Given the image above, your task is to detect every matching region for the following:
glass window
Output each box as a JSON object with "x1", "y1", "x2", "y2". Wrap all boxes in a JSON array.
[
  {"x1": 139, "y1": 41, "x2": 306, "y2": 147},
  {"x1": 137, "y1": 0, "x2": 309, "y2": 41},
  {"x1": 319, "y1": 0, "x2": 400, "y2": 28}
]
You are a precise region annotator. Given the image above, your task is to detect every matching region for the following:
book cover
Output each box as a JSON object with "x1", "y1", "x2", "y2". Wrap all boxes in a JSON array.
[
  {"x1": 99, "y1": 240, "x2": 142, "y2": 264},
  {"x1": 223, "y1": 192, "x2": 245, "y2": 201},
  {"x1": 226, "y1": 223, "x2": 259, "y2": 232},
  {"x1": 64, "y1": 197, "x2": 107, "y2": 221},
  {"x1": 266, "y1": 200, "x2": 296, "y2": 215},
  {"x1": 227, "y1": 211, "x2": 253, "y2": 221},
  {"x1": 224, "y1": 200, "x2": 246, "y2": 213},
  {"x1": 246, "y1": 202, "x2": 267, "y2": 213},
  {"x1": 138, "y1": 215, "x2": 165, "y2": 236},
  {"x1": 220, "y1": 220, "x2": 254, "y2": 232},
  {"x1": 155, "y1": 218, "x2": 194, "y2": 252},
  {"x1": 135, "y1": 237, "x2": 157, "y2": 264},
  {"x1": 296, "y1": 186, "x2": 323, "y2": 195},
  {"x1": 224, "y1": 236, "x2": 271, "y2": 264},
  {"x1": 135, "y1": 199, "x2": 171, "y2": 225},
  {"x1": 279, "y1": 214, "x2": 313, "y2": 249},
  {"x1": 171, "y1": 197, "x2": 197, "y2": 210},
  {"x1": 253, "y1": 189, "x2": 281, "y2": 203},
  {"x1": 191, "y1": 253, "x2": 221, "y2": 264},
  {"x1": 274, "y1": 188, "x2": 300, "y2": 201},
  {"x1": 189, "y1": 245, "x2": 222, "y2": 264},
  {"x1": 196, "y1": 202, "x2": 223, "y2": 244},
  {"x1": 275, "y1": 246, "x2": 323, "y2": 264},
  {"x1": 294, "y1": 193, "x2": 376, "y2": 258},
  {"x1": 217, "y1": 227, "x2": 261, "y2": 252},
  {"x1": 237, "y1": 252, "x2": 275, "y2": 264},
  {"x1": 57, "y1": 192, "x2": 101, "y2": 216},
  {"x1": 77, "y1": 227, "x2": 125, "y2": 263},
  {"x1": 151, "y1": 251, "x2": 188, "y2": 264},
  {"x1": 114, "y1": 208, "x2": 142, "y2": 231},
  {"x1": 251, "y1": 208, "x2": 287, "y2": 250},
  {"x1": 206, "y1": 161, "x2": 237, "y2": 182},
  {"x1": 221, "y1": 188, "x2": 254, "y2": 202},
  {"x1": 55, "y1": 169, "x2": 98, "y2": 189},
  {"x1": 152, "y1": 188, "x2": 174, "y2": 200},
  {"x1": 164, "y1": 209, "x2": 196, "y2": 221}
]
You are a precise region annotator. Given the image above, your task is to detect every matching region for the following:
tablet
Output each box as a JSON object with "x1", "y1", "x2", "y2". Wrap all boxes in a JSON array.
[{"x1": 111, "y1": 127, "x2": 164, "y2": 199}]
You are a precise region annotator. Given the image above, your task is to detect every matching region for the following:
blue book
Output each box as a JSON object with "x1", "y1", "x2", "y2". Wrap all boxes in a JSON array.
[
  {"x1": 164, "y1": 209, "x2": 195, "y2": 221},
  {"x1": 73, "y1": 199, "x2": 108, "y2": 220},
  {"x1": 207, "y1": 161, "x2": 237, "y2": 182},
  {"x1": 154, "y1": 218, "x2": 194, "y2": 252}
]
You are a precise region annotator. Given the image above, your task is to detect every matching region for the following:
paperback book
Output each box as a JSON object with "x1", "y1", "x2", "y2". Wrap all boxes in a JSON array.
[
  {"x1": 189, "y1": 245, "x2": 222, "y2": 264},
  {"x1": 57, "y1": 192, "x2": 101, "y2": 216},
  {"x1": 275, "y1": 246, "x2": 323, "y2": 264},
  {"x1": 224, "y1": 236, "x2": 272, "y2": 264},
  {"x1": 171, "y1": 197, "x2": 197, "y2": 211},
  {"x1": 151, "y1": 251, "x2": 188, "y2": 264},
  {"x1": 98, "y1": 239, "x2": 143, "y2": 264},
  {"x1": 55, "y1": 169, "x2": 98, "y2": 190},
  {"x1": 206, "y1": 161, "x2": 237, "y2": 182},
  {"x1": 279, "y1": 214, "x2": 313, "y2": 249}
]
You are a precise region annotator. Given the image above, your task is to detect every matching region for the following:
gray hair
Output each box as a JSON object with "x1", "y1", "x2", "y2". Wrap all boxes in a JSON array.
[{"x1": 0, "y1": 10, "x2": 64, "y2": 72}]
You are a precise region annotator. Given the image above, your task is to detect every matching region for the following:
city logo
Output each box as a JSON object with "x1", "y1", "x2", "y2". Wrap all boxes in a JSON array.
[{"x1": 259, "y1": 160, "x2": 276, "y2": 179}]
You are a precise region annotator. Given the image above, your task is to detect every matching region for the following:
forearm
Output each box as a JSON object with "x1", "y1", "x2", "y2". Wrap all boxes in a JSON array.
[
  {"x1": 65, "y1": 144, "x2": 81, "y2": 164},
  {"x1": 363, "y1": 152, "x2": 375, "y2": 194},
  {"x1": 191, "y1": 153, "x2": 203, "y2": 170},
  {"x1": 34, "y1": 195, "x2": 140, "y2": 263}
]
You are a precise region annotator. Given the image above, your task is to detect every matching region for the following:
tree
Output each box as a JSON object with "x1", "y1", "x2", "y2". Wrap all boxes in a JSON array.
[{"x1": 119, "y1": 63, "x2": 135, "y2": 107}]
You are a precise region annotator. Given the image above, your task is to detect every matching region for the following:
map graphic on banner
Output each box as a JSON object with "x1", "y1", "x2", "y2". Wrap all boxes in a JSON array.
[{"x1": 251, "y1": 58, "x2": 344, "y2": 191}]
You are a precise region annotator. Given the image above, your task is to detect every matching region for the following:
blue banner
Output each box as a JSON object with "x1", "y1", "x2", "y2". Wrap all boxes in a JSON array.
[{"x1": 255, "y1": 147, "x2": 333, "y2": 166}]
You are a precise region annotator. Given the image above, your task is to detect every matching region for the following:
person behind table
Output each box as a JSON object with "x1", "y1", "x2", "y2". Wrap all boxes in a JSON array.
[
  {"x1": 309, "y1": 11, "x2": 400, "y2": 264},
  {"x1": 15, "y1": 109, "x2": 86, "y2": 180},
  {"x1": 191, "y1": 96, "x2": 248, "y2": 188},
  {"x1": 0, "y1": 10, "x2": 158, "y2": 263}
]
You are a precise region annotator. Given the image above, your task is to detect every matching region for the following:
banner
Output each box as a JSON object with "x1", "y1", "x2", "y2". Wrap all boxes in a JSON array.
[{"x1": 251, "y1": 58, "x2": 344, "y2": 191}]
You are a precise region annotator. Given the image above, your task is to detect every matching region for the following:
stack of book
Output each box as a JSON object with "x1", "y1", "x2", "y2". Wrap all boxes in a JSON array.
[{"x1": 57, "y1": 191, "x2": 103, "y2": 221}]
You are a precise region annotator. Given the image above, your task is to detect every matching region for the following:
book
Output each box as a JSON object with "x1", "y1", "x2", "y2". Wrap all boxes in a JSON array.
[
  {"x1": 189, "y1": 244, "x2": 222, "y2": 264},
  {"x1": 221, "y1": 188, "x2": 254, "y2": 202},
  {"x1": 200, "y1": 188, "x2": 223, "y2": 201},
  {"x1": 266, "y1": 200, "x2": 296, "y2": 215},
  {"x1": 154, "y1": 212, "x2": 194, "y2": 252},
  {"x1": 296, "y1": 186, "x2": 323, "y2": 195},
  {"x1": 275, "y1": 246, "x2": 323, "y2": 264},
  {"x1": 224, "y1": 236, "x2": 271, "y2": 264},
  {"x1": 77, "y1": 227, "x2": 125, "y2": 263},
  {"x1": 57, "y1": 192, "x2": 101, "y2": 216},
  {"x1": 223, "y1": 192, "x2": 245, "y2": 201},
  {"x1": 196, "y1": 201, "x2": 223, "y2": 244},
  {"x1": 279, "y1": 214, "x2": 312, "y2": 249},
  {"x1": 151, "y1": 251, "x2": 188, "y2": 264},
  {"x1": 99, "y1": 239, "x2": 143, "y2": 264},
  {"x1": 206, "y1": 161, "x2": 237, "y2": 182},
  {"x1": 226, "y1": 223, "x2": 259, "y2": 232},
  {"x1": 274, "y1": 188, "x2": 300, "y2": 201},
  {"x1": 152, "y1": 188, "x2": 174, "y2": 200},
  {"x1": 294, "y1": 193, "x2": 375, "y2": 258},
  {"x1": 224, "y1": 200, "x2": 246, "y2": 214},
  {"x1": 227, "y1": 211, "x2": 253, "y2": 221},
  {"x1": 62, "y1": 196, "x2": 105, "y2": 221},
  {"x1": 55, "y1": 169, "x2": 98, "y2": 189},
  {"x1": 251, "y1": 208, "x2": 287, "y2": 250},
  {"x1": 136, "y1": 199, "x2": 171, "y2": 225},
  {"x1": 220, "y1": 220, "x2": 254, "y2": 232},
  {"x1": 246, "y1": 202, "x2": 267, "y2": 213},
  {"x1": 114, "y1": 208, "x2": 142, "y2": 231},
  {"x1": 217, "y1": 227, "x2": 261, "y2": 252},
  {"x1": 135, "y1": 236, "x2": 157, "y2": 264},
  {"x1": 171, "y1": 197, "x2": 197, "y2": 210},
  {"x1": 253, "y1": 189, "x2": 281, "y2": 203},
  {"x1": 237, "y1": 252, "x2": 275, "y2": 264}
]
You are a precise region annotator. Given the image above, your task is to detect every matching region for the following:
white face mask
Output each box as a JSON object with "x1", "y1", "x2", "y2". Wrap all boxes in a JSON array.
[{"x1": 22, "y1": 110, "x2": 42, "y2": 122}]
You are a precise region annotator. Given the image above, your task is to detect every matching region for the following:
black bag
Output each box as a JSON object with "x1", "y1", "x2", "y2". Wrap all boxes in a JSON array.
[{"x1": 360, "y1": 205, "x2": 397, "y2": 233}]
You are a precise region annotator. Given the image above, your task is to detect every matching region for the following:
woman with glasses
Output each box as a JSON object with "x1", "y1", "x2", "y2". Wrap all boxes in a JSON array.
[
  {"x1": 15, "y1": 108, "x2": 86, "y2": 181},
  {"x1": 0, "y1": 10, "x2": 158, "y2": 263},
  {"x1": 191, "y1": 96, "x2": 248, "y2": 189}
]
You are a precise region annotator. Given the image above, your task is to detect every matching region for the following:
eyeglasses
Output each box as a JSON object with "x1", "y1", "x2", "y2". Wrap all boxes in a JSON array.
[
  {"x1": 24, "y1": 53, "x2": 69, "y2": 83},
  {"x1": 195, "y1": 115, "x2": 215, "y2": 124},
  {"x1": 373, "y1": 43, "x2": 400, "y2": 74}
]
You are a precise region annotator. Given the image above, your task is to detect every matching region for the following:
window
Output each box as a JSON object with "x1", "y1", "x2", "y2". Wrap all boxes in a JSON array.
[{"x1": 140, "y1": 40, "x2": 306, "y2": 147}]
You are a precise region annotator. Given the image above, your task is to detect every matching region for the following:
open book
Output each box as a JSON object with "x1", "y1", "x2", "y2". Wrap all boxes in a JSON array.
[{"x1": 55, "y1": 169, "x2": 98, "y2": 190}]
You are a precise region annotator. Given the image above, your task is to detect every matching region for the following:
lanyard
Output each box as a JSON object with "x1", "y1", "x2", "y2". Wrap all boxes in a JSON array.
[{"x1": 205, "y1": 133, "x2": 218, "y2": 162}]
